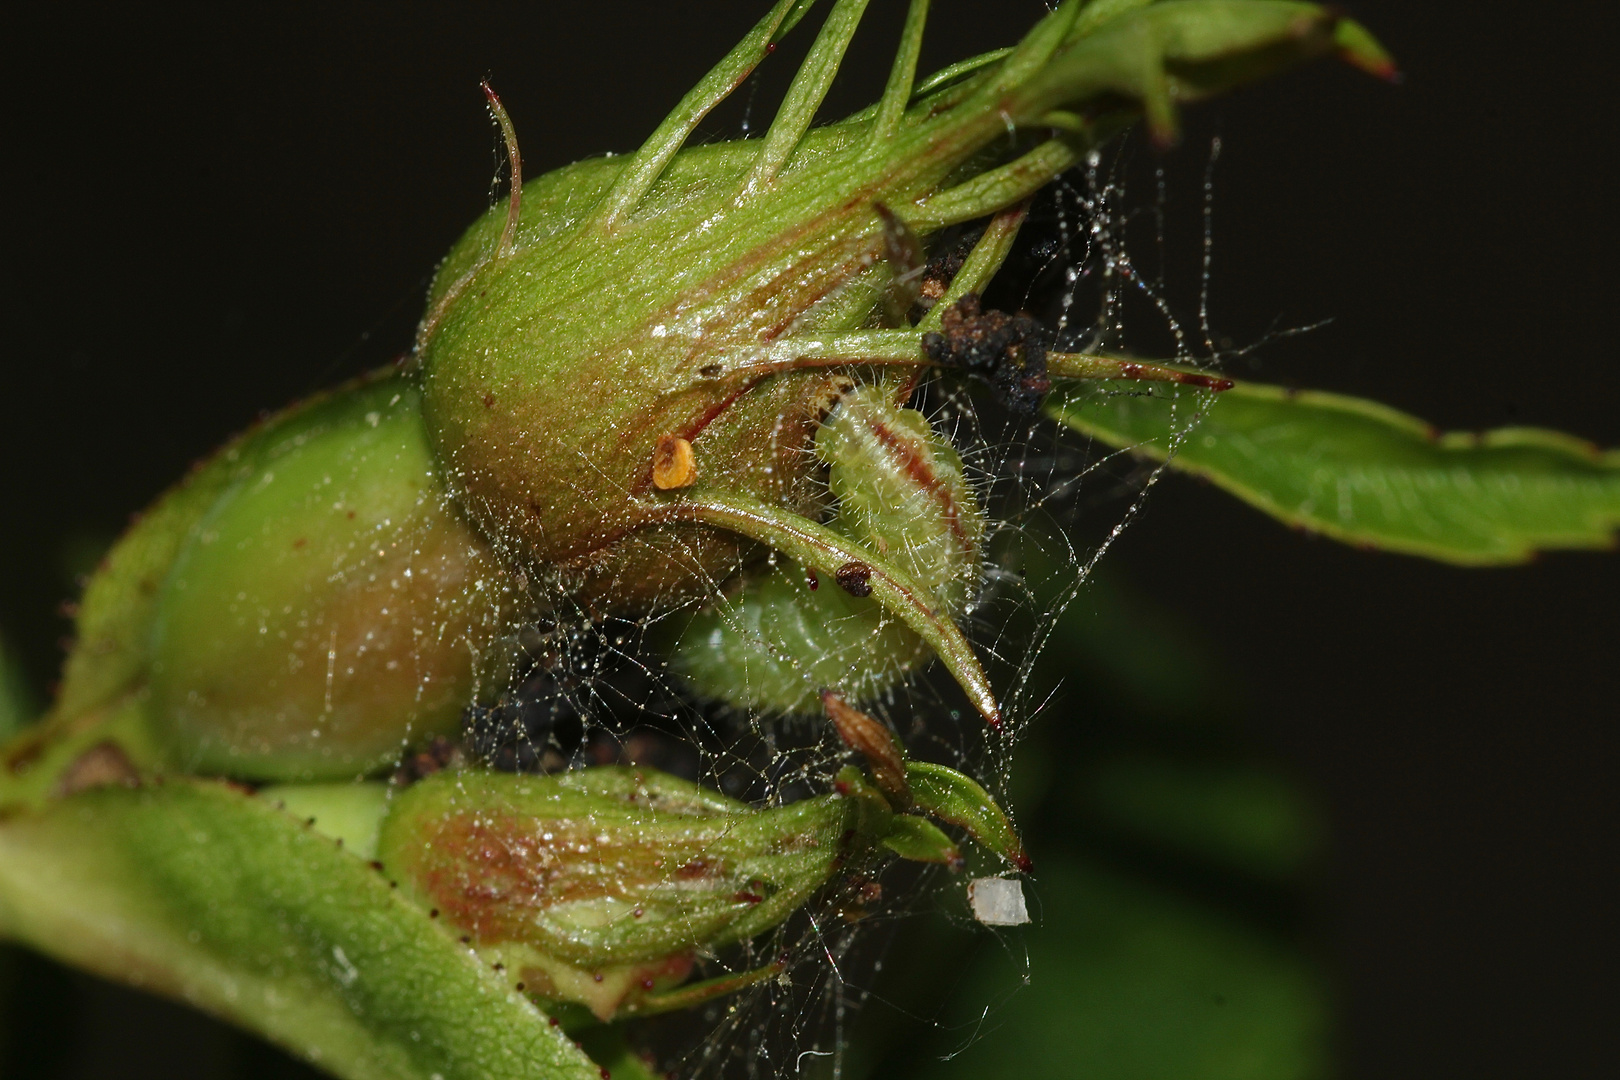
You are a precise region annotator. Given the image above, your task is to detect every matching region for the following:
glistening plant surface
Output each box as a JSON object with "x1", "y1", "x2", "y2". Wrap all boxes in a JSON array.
[{"x1": 3, "y1": 2, "x2": 1618, "y2": 1078}]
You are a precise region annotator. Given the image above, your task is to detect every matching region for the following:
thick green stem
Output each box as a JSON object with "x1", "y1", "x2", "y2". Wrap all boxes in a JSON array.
[{"x1": 0, "y1": 780, "x2": 599, "y2": 1080}]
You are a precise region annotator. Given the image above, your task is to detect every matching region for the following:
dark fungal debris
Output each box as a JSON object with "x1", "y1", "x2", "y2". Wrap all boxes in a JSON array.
[
  {"x1": 834, "y1": 562, "x2": 873, "y2": 597},
  {"x1": 922, "y1": 293, "x2": 1051, "y2": 413},
  {"x1": 393, "y1": 735, "x2": 462, "y2": 786},
  {"x1": 911, "y1": 230, "x2": 980, "y2": 322}
]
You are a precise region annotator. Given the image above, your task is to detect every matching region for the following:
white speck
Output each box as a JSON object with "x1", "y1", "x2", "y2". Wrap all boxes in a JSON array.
[
  {"x1": 967, "y1": 877, "x2": 1029, "y2": 926},
  {"x1": 365, "y1": 411, "x2": 381, "y2": 427},
  {"x1": 331, "y1": 945, "x2": 359, "y2": 987},
  {"x1": 797, "y1": 1049, "x2": 833, "y2": 1071}
]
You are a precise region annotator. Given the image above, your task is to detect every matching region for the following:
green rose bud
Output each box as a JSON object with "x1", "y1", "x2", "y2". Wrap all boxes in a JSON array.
[
  {"x1": 375, "y1": 761, "x2": 1017, "y2": 1021},
  {"x1": 16, "y1": 0, "x2": 1388, "y2": 778},
  {"x1": 62, "y1": 375, "x2": 526, "y2": 782},
  {"x1": 412, "y1": 0, "x2": 1390, "y2": 725},
  {"x1": 0, "y1": 6, "x2": 1405, "y2": 1077}
]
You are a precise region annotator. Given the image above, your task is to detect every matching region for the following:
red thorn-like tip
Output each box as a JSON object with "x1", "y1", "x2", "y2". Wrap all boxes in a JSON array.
[
  {"x1": 1345, "y1": 52, "x2": 1401, "y2": 84},
  {"x1": 1014, "y1": 852, "x2": 1034, "y2": 874},
  {"x1": 1329, "y1": 14, "x2": 1402, "y2": 84}
]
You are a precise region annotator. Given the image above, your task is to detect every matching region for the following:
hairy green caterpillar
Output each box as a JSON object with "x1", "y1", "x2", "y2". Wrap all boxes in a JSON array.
[{"x1": 670, "y1": 384, "x2": 984, "y2": 713}]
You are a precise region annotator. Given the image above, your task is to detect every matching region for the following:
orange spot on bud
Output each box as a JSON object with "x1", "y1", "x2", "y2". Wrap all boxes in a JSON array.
[{"x1": 652, "y1": 434, "x2": 697, "y2": 490}]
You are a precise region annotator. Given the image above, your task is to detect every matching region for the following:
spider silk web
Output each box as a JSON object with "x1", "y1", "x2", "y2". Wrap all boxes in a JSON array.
[{"x1": 370, "y1": 133, "x2": 1243, "y2": 1080}]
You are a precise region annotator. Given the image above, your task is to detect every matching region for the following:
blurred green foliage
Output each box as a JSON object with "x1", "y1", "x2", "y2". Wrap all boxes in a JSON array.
[
  {"x1": 0, "y1": 635, "x2": 32, "y2": 742},
  {"x1": 906, "y1": 856, "x2": 1326, "y2": 1080}
]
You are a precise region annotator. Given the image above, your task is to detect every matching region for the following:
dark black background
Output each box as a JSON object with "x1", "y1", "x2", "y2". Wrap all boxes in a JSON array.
[{"x1": 3, "y1": 2, "x2": 1616, "y2": 1076}]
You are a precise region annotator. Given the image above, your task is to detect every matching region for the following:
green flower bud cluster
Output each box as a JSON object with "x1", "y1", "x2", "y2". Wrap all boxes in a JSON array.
[
  {"x1": 0, "y1": 5, "x2": 1392, "y2": 1075},
  {"x1": 19, "y1": 0, "x2": 1388, "y2": 781}
]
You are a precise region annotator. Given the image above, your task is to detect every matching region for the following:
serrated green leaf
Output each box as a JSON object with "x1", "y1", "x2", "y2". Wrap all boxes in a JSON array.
[
  {"x1": 1049, "y1": 379, "x2": 1620, "y2": 564},
  {"x1": 0, "y1": 779, "x2": 599, "y2": 1080}
]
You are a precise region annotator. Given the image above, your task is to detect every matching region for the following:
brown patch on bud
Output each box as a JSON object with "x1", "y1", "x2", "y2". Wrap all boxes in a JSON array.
[
  {"x1": 675, "y1": 856, "x2": 721, "y2": 880},
  {"x1": 833, "y1": 561, "x2": 872, "y2": 597},
  {"x1": 411, "y1": 816, "x2": 676, "y2": 943},
  {"x1": 4, "y1": 730, "x2": 47, "y2": 776},
  {"x1": 54, "y1": 741, "x2": 140, "y2": 797},
  {"x1": 822, "y1": 691, "x2": 910, "y2": 808},
  {"x1": 651, "y1": 434, "x2": 697, "y2": 490}
]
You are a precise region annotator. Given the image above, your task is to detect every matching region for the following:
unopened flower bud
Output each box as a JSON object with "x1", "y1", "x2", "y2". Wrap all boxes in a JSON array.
[
  {"x1": 377, "y1": 767, "x2": 863, "y2": 1018},
  {"x1": 375, "y1": 760, "x2": 1024, "y2": 1019}
]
